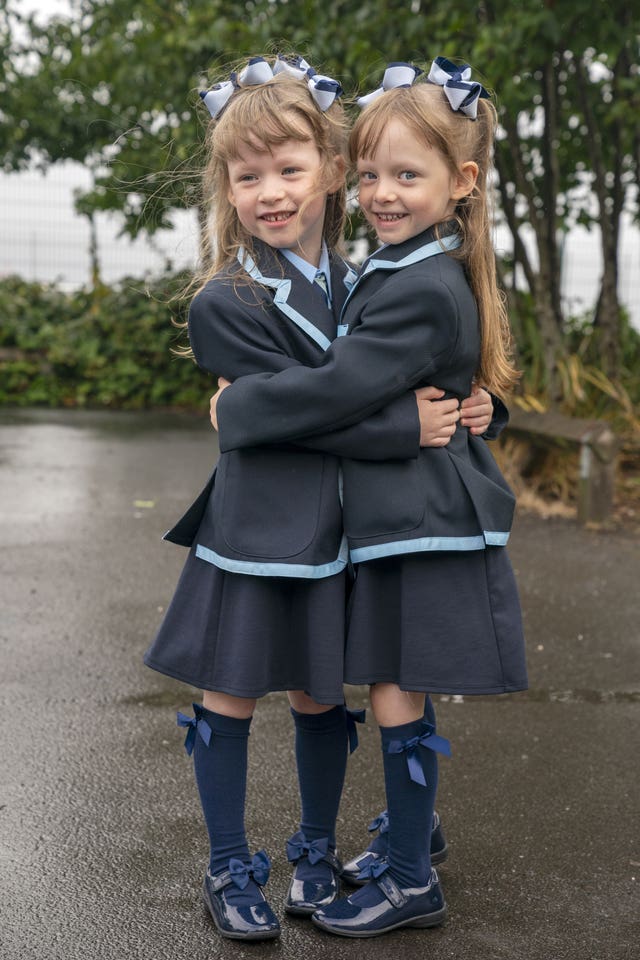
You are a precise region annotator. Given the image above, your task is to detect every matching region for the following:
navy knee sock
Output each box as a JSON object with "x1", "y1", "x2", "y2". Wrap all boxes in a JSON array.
[
  {"x1": 291, "y1": 704, "x2": 348, "y2": 846},
  {"x1": 191, "y1": 706, "x2": 260, "y2": 903},
  {"x1": 364, "y1": 696, "x2": 437, "y2": 858},
  {"x1": 290, "y1": 705, "x2": 348, "y2": 881},
  {"x1": 380, "y1": 717, "x2": 437, "y2": 889}
]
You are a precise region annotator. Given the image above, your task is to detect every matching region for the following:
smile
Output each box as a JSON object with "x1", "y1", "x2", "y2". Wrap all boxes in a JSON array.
[
  {"x1": 374, "y1": 213, "x2": 407, "y2": 222},
  {"x1": 261, "y1": 212, "x2": 295, "y2": 223}
]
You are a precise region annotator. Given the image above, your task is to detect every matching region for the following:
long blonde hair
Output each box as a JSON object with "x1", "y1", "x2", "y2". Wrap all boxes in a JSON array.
[
  {"x1": 198, "y1": 66, "x2": 349, "y2": 286},
  {"x1": 349, "y1": 80, "x2": 518, "y2": 397}
]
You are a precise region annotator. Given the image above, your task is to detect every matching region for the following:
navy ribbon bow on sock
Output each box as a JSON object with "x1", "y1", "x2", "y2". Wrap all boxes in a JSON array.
[
  {"x1": 227, "y1": 850, "x2": 271, "y2": 889},
  {"x1": 176, "y1": 703, "x2": 212, "y2": 755},
  {"x1": 367, "y1": 810, "x2": 390, "y2": 835},
  {"x1": 386, "y1": 722, "x2": 451, "y2": 786}
]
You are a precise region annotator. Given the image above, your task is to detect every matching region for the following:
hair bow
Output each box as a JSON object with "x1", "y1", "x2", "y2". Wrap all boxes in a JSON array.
[
  {"x1": 176, "y1": 703, "x2": 212, "y2": 756},
  {"x1": 356, "y1": 61, "x2": 422, "y2": 108},
  {"x1": 227, "y1": 850, "x2": 271, "y2": 889},
  {"x1": 200, "y1": 54, "x2": 342, "y2": 119},
  {"x1": 427, "y1": 56, "x2": 489, "y2": 119}
]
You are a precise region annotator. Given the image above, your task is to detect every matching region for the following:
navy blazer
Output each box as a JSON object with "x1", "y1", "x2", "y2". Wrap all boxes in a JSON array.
[
  {"x1": 217, "y1": 226, "x2": 516, "y2": 562},
  {"x1": 165, "y1": 242, "x2": 422, "y2": 577}
]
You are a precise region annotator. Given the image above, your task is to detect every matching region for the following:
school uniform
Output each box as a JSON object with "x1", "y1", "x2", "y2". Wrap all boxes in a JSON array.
[
  {"x1": 215, "y1": 225, "x2": 528, "y2": 695},
  {"x1": 143, "y1": 241, "x2": 422, "y2": 704}
]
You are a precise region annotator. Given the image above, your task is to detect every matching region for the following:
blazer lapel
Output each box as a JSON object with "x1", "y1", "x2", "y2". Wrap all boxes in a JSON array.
[{"x1": 238, "y1": 243, "x2": 337, "y2": 352}]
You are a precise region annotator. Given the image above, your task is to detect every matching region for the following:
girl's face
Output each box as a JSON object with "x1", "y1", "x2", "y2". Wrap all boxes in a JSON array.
[
  {"x1": 356, "y1": 118, "x2": 477, "y2": 246},
  {"x1": 227, "y1": 135, "x2": 340, "y2": 267}
]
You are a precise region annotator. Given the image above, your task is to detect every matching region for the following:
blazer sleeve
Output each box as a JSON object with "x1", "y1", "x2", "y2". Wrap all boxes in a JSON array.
[
  {"x1": 482, "y1": 394, "x2": 509, "y2": 440},
  {"x1": 216, "y1": 271, "x2": 458, "y2": 452},
  {"x1": 188, "y1": 284, "x2": 419, "y2": 461}
]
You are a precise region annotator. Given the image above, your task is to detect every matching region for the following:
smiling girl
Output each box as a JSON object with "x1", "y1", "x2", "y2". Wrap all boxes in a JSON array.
[{"x1": 211, "y1": 58, "x2": 528, "y2": 938}]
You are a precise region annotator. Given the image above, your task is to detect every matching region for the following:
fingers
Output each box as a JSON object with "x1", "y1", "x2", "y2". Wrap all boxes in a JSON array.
[
  {"x1": 218, "y1": 376, "x2": 231, "y2": 388},
  {"x1": 414, "y1": 386, "x2": 445, "y2": 401}
]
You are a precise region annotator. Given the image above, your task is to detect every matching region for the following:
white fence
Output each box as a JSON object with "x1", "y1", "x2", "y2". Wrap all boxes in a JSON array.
[{"x1": 1, "y1": 162, "x2": 638, "y2": 331}]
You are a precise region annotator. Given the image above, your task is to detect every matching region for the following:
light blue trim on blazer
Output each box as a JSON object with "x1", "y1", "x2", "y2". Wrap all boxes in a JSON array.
[
  {"x1": 339, "y1": 234, "x2": 461, "y2": 325},
  {"x1": 349, "y1": 530, "x2": 510, "y2": 563},
  {"x1": 239, "y1": 248, "x2": 332, "y2": 351},
  {"x1": 360, "y1": 234, "x2": 461, "y2": 279},
  {"x1": 195, "y1": 536, "x2": 349, "y2": 579}
]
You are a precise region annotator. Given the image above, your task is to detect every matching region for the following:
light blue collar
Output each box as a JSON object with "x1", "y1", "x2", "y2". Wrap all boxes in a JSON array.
[{"x1": 281, "y1": 243, "x2": 333, "y2": 299}]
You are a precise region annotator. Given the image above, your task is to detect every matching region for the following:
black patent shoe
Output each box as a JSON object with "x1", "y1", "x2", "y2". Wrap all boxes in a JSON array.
[
  {"x1": 342, "y1": 810, "x2": 448, "y2": 886},
  {"x1": 284, "y1": 832, "x2": 343, "y2": 916},
  {"x1": 312, "y1": 867, "x2": 446, "y2": 938},
  {"x1": 202, "y1": 853, "x2": 280, "y2": 940}
]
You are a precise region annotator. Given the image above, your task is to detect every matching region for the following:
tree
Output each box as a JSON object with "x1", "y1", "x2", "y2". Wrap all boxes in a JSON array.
[{"x1": 2, "y1": 0, "x2": 638, "y2": 393}]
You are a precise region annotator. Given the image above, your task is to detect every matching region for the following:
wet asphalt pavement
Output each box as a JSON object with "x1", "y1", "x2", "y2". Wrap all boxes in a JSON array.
[{"x1": 0, "y1": 408, "x2": 638, "y2": 960}]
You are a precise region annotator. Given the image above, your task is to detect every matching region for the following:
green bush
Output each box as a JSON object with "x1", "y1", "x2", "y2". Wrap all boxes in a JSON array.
[{"x1": 0, "y1": 274, "x2": 214, "y2": 409}]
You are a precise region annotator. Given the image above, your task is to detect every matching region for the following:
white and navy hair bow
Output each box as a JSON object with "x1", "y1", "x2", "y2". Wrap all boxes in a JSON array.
[
  {"x1": 200, "y1": 54, "x2": 343, "y2": 120},
  {"x1": 427, "y1": 56, "x2": 489, "y2": 119},
  {"x1": 356, "y1": 61, "x2": 422, "y2": 108}
]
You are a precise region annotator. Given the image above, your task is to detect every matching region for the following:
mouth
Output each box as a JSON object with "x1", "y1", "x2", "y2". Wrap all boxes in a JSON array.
[
  {"x1": 373, "y1": 213, "x2": 407, "y2": 222},
  {"x1": 260, "y1": 211, "x2": 295, "y2": 223}
]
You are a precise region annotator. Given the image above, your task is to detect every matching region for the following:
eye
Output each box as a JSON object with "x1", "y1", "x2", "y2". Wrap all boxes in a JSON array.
[
  {"x1": 399, "y1": 170, "x2": 417, "y2": 181},
  {"x1": 282, "y1": 166, "x2": 300, "y2": 175},
  {"x1": 359, "y1": 170, "x2": 376, "y2": 182},
  {"x1": 236, "y1": 173, "x2": 257, "y2": 183}
]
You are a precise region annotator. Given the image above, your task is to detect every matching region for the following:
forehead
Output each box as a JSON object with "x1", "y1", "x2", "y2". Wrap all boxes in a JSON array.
[
  {"x1": 357, "y1": 119, "x2": 433, "y2": 162},
  {"x1": 229, "y1": 136, "x2": 323, "y2": 166}
]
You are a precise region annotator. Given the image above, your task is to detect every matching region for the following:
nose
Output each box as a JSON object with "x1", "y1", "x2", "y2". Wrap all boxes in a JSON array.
[
  {"x1": 258, "y1": 175, "x2": 285, "y2": 204},
  {"x1": 372, "y1": 176, "x2": 397, "y2": 203}
]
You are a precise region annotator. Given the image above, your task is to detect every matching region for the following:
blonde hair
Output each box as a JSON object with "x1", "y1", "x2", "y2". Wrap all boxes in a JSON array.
[
  {"x1": 198, "y1": 66, "x2": 349, "y2": 285},
  {"x1": 349, "y1": 80, "x2": 518, "y2": 397}
]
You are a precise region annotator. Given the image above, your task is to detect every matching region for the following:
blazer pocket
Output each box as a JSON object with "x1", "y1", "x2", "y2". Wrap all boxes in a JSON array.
[
  {"x1": 342, "y1": 458, "x2": 426, "y2": 540},
  {"x1": 219, "y1": 449, "x2": 325, "y2": 559}
]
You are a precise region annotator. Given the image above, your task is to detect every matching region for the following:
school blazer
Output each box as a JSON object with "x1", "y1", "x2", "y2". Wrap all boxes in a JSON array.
[
  {"x1": 216, "y1": 226, "x2": 516, "y2": 562},
  {"x1": 164, "y1": 242, "x2": 422, "y2": 577}
]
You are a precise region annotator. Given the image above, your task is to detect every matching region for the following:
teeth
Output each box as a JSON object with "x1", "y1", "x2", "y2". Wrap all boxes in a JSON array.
[
  {"x1": 377, "y1": 213, "x2": 404, "y2": 221},
  {"x1": 263, "y1": 213, "x2": 293, "y2": 222}
]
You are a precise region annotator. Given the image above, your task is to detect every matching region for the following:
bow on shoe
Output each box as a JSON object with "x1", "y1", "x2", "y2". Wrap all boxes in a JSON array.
[
  {"x1": 345, "y1": 707, "x2": 366, "y2": 755},
  {"x1": 176, "y1": 704, "x2": 212, "y2": 756},
  {"x1": 356, "y1": 61, "x2": 422, "y2": 108},
  {"x1": 286, "y1": 832, "x2": 330, "y2": 865},
  {"x1": 227, "y1": 850, "x2": 271, "y2": 889},
  {"x1": 200, "y1": 54, "x2": 342, "y2": 119},
  {"x1": 427, "y1": 55, "x2": 489, "y2": 119},
  {"x1": 386, "y1": 722, "x2": 452, "y2": 786},
  {"x1": 356, "y1": 854, "x2": 390, "y2": 881}
]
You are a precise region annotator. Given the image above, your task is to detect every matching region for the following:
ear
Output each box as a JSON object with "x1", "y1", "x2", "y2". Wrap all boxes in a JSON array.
[
  {"x1": 327, "y1": 154, "x2": 347, "y2": 195},
  {"x1": 451, "y1": 161, "x2": 478, "y2": 201},
  {"x1": 227, "y1": 187, "x2": 237, "y2": 208}
]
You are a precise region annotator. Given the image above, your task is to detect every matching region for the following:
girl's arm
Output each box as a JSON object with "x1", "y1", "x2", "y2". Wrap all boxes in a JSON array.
[
  {"x1": 189, "y1": 284, "x2": 421, "y2": 461},
  {"x1": 215, "y1": 272, "x2": 459, "y2": 452}
]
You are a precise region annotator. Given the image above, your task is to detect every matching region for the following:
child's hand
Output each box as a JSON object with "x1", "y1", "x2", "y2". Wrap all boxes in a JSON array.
[
  {"x1": 460, "y1": 385, "x2": 493, "y2": 435},
  {"x1": 415, "y1": 386, "x2": 460, "y2": 447},
  {"x1": 210, "y1": 377, "x2": 232, "y2": 431}
]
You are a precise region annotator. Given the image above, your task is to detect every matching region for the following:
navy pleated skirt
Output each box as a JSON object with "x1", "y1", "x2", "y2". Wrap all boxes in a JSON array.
[
  {"x1": 345, "y1": 547, "x2": 527, "y2": 696},
  {"x1": 144, "y1": 547, "x2": 348, "y2": 704}
]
